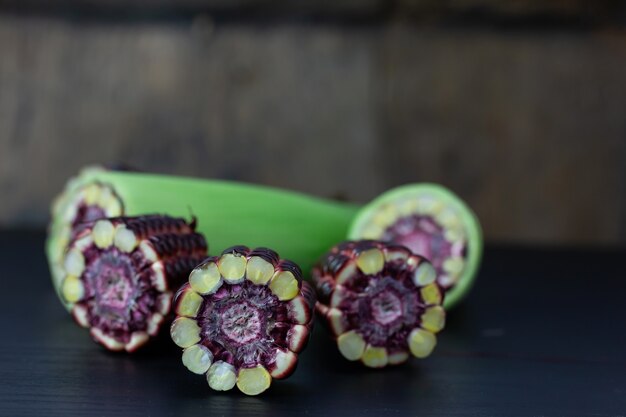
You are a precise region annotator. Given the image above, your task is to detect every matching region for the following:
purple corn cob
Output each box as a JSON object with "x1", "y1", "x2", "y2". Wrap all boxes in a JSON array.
[
  {"x1": 312, "y1": 240, "x2": 446, "y2": 368},
  {"x1": 170, "y1": 246, "x2": 315, "y2": 396},
  {"x1": 60, "y1": 215, "x2": 207, "y2": 352}
]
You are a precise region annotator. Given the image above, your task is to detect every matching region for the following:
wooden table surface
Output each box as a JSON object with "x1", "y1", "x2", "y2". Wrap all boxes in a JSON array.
[{"x1": 1, "y1": 230, "x2": 624, "y2": 416}]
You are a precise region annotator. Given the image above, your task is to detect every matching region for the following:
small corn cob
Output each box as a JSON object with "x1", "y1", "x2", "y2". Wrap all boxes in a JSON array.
[
  {"x1": 170, "y1": 246, "x2": 315, "y2": 396},
  {"x1": 312, "y1": 240, "x2": 445, "y2": 368},
  {"x1": 47, "y1": 169, "x2": 358, "y2": 309},
  {"x1": 60, "y1": 215, "x2": 207, "y2": 352},
  {"x1": 348, "y1": 184, "x2": 482, "y2": 309}
]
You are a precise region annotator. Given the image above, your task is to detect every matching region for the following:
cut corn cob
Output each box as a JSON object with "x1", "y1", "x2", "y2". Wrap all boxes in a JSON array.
[
  {"x1": 47, "y1": 169, "x2": 358, "y2": 309},
  {"x1": 312, "y1": 240, "x2": 445, "y2": 368},
  {"x1": 171, "y1": 246, "x2": 315, "y2": 396},
  {"x1": 348, "y1": 184, "x2": 482, "y2": 309},
  {"x1": 60, "y1": 215, "x2": 207, "y2": 352}
]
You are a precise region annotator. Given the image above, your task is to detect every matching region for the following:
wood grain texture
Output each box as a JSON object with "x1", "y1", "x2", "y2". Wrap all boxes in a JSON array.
[
  {"x1": 377, "y1": 24, "x2": 626, "y2": 244},
  {"x1": 1, "y1": 230, "x2": 624, "y2": 416},
  {"x1": 0, "y1": 14, "x2": 625, "y2": 244},
  {"x1": 0, "y1": 16, "x2": 383, "y2": 221}
]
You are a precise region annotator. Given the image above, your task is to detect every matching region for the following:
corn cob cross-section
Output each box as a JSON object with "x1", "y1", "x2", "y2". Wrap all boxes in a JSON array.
[
  {"x1": 349, "y1": 184, "x2": 482, "y2": 309},
  {"x1": 171, "y1": 246, "x2": 315, "y2": 396},
  {"x1": 60, "y1": 215, "x2": 208, "y2": 352},
  {"x1": 312, "y1": 240, "x2": 446, "y2": 368}
]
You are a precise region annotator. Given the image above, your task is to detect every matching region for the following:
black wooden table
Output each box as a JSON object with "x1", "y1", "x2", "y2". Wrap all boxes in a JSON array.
[{"x1": 1, "y1": 230, "x2": 624, "y2": 416}]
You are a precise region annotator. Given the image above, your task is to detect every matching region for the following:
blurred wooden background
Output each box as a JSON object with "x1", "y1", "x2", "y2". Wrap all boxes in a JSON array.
[{"x1": 0, "y1": 0, "x2": 624, "y2": 244}]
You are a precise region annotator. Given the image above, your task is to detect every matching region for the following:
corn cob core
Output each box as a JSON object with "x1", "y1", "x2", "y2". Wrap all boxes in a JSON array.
[
  {"x1": 312, "y1": 240, "x2": 446, "y2": 368},
  {"x1": 381, "y1": 215, "x2": 462, "y2": 289},
  {"x1": 72, "y1": 204, "x2": 106, "y2": 229},
  {"x1": 171, "y1": 246, "x2": 315, "y2": 396},
  {"x1": 348, "y1": 184, "x2": 483, "y2": 309},
  {"x1": 60, "y1": 215, "x2": 207, "y2": 352}
]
